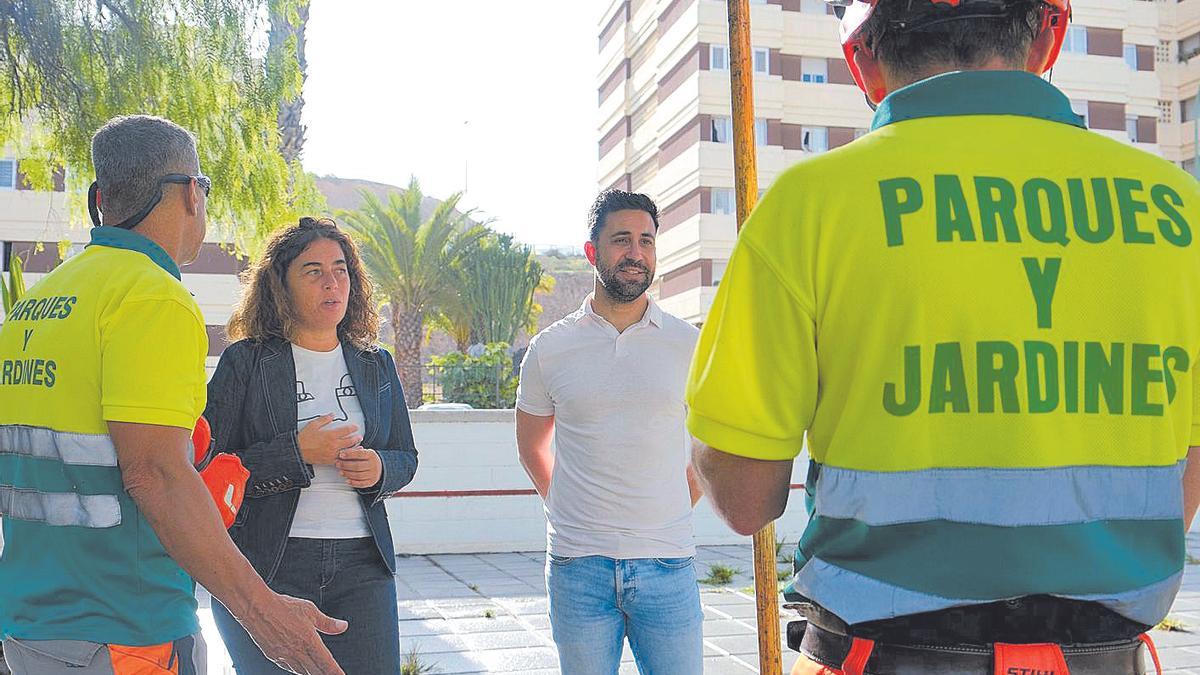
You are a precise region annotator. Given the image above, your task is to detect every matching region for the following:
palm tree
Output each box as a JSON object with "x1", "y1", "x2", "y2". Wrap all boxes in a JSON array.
[
  {"x1": 268, "y1": 0, "x2": 310, "y2": 166},
  {"x1": 341, "y1": 179, "x2": 487, "y2": 407}
]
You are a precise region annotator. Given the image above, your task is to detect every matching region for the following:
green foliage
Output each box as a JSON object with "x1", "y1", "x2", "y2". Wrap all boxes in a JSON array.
[
  {"x1": 775, "y1": 537, "x2": 791, "y2": 564},
  {"x1": 399, "y1": 644, "x2": 439, "y2": 675},
  {"x1": 427, "y1": 343, "x2": 517, "y2": 409},
  {"x1": 0, "y1": 253, "x2": 25, "y2": 316},
  {"x1": 437, "y1": 231, "x2": 552, "y2": 350},
  {"x1": 699, "y1": 564, "x2": 742, "y2": 586},
  {"x1": 0, "y1": 0, "x2": 323, "y2": 251}
]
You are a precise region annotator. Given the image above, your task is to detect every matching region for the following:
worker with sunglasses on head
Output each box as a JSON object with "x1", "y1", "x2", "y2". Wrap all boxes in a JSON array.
[
  {"x1": 0, "y1": 115, "x2": 346, "y2": 675},
  {"x1": 687, "y1": 2, "x2": 1200, "y2": 673}
]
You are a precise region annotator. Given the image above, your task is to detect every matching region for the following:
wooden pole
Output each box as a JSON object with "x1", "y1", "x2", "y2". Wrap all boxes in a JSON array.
[{"x1": 727, "y1": 1, "x2": 783, "y2": 674}]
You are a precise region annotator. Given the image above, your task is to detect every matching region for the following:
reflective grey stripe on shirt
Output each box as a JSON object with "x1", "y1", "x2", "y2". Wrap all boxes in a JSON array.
[
  {"x1": 0, "y1": 425, "x2": 118, "y2": 467},
  {"x1": 0, "y1": 485, "x2": 121, "y2": 528}
]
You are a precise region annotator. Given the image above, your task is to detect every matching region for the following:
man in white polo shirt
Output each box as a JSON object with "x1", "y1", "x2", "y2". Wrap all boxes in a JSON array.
[{"x1": 515, "y1": 189, "x2": 704, "y2": 675}]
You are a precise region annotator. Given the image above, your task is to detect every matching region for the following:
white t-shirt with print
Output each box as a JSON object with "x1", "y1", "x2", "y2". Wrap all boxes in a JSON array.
[{"x1": 288, "y1": 343, "x2": 371, "y2": 539}]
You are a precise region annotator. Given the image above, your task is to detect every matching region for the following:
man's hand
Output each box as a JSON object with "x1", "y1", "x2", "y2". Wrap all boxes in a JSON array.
[
  {"x1": 109, "y1": 421, "x2": 346, "y2": 674},
  {"x1": 298, "y1": 415, "x2": 361, "y2": 466},
  {"x1": 686, "y1": 463, "x2": 704, "y2": 507},
  {"x1": 335, "y1": 447, "x2": 382, "y2": 488},
  {"x1": 238, "y1": 591, "x2": 348, "y2": 675}
]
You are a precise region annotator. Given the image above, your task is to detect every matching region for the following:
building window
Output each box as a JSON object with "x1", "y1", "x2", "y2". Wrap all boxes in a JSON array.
[
  {"x1": 710, "y1": 116, "x2": 734, "y2": 143},
  {"x1": 1063, "y1": 26, "x2": 1088, "y2": 54},
  {"x1": 800, "y1": 0, "x2": 826, "y2": 13},
  {"x1": 0, "y1": 159, "x2": 15, "y2": 190},
  {"x1": 1126, "y1": 116, "x2": 1139, "y2": 142},
  {"x1": 710, "y1": 44, "x2": 729, "y2": 71},
  {"x1": 854, "y1": 128, "x2": 868, "y2": 139},
  {"x1": 1181, "y1": 32, "x2": 1200, "y2": 62},
  {"x1": 1070, "y1": 99, "x2": 1089, "y2": 126},
  {"x1": 755, "y1": 118, "x2": 769, "y2": 146},
  {"x1": 1184, "y1": 158, "x2": 1198, "y2": 178},
  {"x1": 1124, "y1": 44, "x2": 1138, "y2": 70},
  {"x1": 1, "y1": 241, "x2": 11, "y2": 272},
  {"x1": 1183, "y1": 97, "x2": 1198, "y2": 123},
  {"x1": 801, "y1": 126, "x2": 829, "y2": 153},
  {"x1": 711, "y1": 188, "x2": 735, "y2": 215},
  {"x1": 753, "y1": 47, "x2": 770, "y2": 75},
  {"x1": 801, "y1": 57, "x2": 828, "y2": 83}
]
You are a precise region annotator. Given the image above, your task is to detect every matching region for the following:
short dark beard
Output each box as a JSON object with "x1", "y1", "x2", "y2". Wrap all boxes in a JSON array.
[{"x1": 596, "y1": 257, "x2": 652, "y2": 304}]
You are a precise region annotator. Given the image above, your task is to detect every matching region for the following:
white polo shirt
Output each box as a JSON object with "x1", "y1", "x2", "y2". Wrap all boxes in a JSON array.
[{"x1": 517, "y1": 294, "x2": 700, "y2": 559}]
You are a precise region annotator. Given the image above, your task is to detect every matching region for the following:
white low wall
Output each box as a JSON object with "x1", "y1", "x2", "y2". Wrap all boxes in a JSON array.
[{"x1": 387, "y1": 409, "x2": 812, "y2": 554}]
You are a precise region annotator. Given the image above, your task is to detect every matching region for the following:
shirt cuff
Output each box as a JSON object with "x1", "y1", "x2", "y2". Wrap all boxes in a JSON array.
[
  {"x1": 687, "y1": 411, "x2": 803, "y2": 462},
  {"x1": 102, "y1": 405, "x2": 195, "y2": 430},
  {"x1": 516, "y1": 401, "x2": 554, "y2": 417}
]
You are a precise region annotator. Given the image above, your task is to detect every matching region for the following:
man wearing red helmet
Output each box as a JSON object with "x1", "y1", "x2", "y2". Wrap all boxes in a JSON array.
[{"x1": 686, "y1": 1, "x2": 1200, "y2": 673}]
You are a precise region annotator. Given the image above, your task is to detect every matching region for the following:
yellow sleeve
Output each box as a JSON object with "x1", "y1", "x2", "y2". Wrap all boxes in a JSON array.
[
  {"x1": 686, "y1": 237, "x2": 817, "y2": 461},
  {"x1": 100, "y1": 297, "x2": 208, "y2": 429}
]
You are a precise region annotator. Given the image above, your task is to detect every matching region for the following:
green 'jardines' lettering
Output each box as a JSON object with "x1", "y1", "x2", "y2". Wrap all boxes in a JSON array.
[{"x1": 883, "y1": 340, "x2": 1185, "y2": 418}]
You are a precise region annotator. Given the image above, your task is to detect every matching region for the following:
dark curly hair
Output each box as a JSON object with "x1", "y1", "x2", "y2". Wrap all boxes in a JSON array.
[
  {"x1": 227, "y1": 217, "x2": 379, "y2": 349},
  {"x1": 588, "y1": 189, "x2": 660, "y2": 243}
]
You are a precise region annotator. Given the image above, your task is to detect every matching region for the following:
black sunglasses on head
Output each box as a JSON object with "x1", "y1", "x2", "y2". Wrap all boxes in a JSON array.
[{"x1": 88, "y1": 173, "x2": 211, "y2": 229}]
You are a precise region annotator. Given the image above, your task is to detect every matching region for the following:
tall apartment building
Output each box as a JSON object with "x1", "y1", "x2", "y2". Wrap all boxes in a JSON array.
[
  {"x1": 598, "y1": 0, "x2": 1200, "y2": 323},
  {"x1": 1161, "y1": 0, "x2": 1200, "y2": 170},
  {"x1": 0, "y1": 170, "x2": 243, "y2": 375}
]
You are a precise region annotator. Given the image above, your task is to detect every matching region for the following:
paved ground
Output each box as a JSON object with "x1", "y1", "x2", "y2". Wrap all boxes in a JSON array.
[{"x1": 198, "y1": 534, "x2": 1200, "y2": 673}]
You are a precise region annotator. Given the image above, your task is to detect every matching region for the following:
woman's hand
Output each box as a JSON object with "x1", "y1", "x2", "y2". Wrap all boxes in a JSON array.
[
  {"x1": 297, "y1": 414, "x2": 361, "y2": 466},
  {"x1": 335, "y1": 447, "x2": 383, "y2": 489}
]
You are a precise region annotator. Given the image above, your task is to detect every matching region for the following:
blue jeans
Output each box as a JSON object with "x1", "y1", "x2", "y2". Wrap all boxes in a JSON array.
[
  {"x1": 546, "y1": 554, "x2": 704, "y2": 675},
  {"x1": 212, "y1": 537, "x2": 399, "y2": 675}
]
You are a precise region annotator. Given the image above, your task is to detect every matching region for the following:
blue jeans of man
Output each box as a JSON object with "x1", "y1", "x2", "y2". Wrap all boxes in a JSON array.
[
  {"x1": 546, "y1": 554, "x2": 704, "y2": 675},
  {"x1": 212, "y1": 537, "x2": 399, "y2": 675}
]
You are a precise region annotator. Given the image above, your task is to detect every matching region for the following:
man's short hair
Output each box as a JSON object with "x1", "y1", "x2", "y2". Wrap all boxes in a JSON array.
[
  {"x1": 91, "y1": 115, "x2": 200, "y2": 226},
  {"x1": 861, "y1": 0, "x2": 1044, "y2": 83},
  {"x1": 587, "y1": 189, "x2": 660, "y2": 243}
]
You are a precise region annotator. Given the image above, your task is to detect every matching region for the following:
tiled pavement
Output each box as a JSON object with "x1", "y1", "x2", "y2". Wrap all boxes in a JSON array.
[{"x1": 200, "y1": 534, "x2": 1200, "y2": 673}]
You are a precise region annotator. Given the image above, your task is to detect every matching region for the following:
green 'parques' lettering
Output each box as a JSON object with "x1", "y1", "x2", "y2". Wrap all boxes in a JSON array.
[{"x1": 879, "y1": 176, "x2": 1191, "y2": 248}]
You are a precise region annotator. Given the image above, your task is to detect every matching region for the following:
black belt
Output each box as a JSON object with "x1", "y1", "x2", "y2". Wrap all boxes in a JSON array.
[{"x1": 791, "y1": 620, "x2": 1151, "y2": 675}]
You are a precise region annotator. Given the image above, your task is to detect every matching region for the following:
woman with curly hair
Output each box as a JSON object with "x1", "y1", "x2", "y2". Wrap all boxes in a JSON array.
[{"x1": 205, "y1": 217, "x2": 416, "y2": 674}]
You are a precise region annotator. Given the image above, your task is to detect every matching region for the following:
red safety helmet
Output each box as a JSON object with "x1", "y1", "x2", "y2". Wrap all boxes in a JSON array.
[{"x1": 828, "y1": 0, "x2": 1071, "y2": 104}]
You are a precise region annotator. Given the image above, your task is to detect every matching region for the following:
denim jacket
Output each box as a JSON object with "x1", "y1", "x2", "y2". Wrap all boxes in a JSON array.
[{"x1": 204, "y1": 337, "x2": 418, "y2": 582}]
